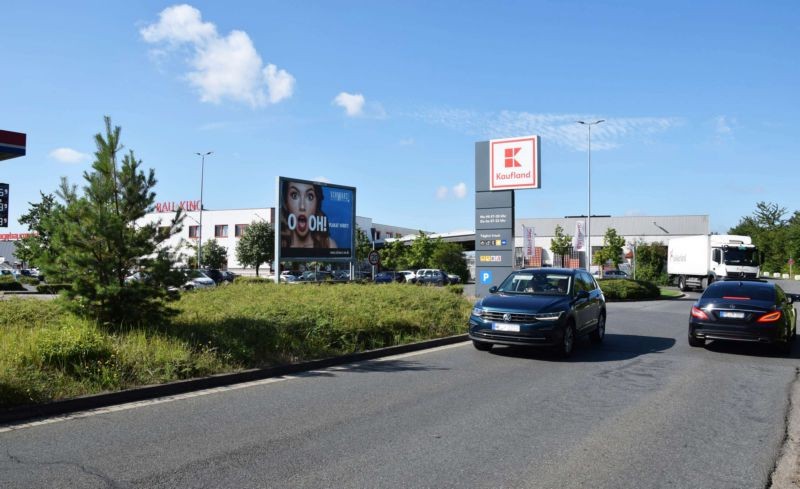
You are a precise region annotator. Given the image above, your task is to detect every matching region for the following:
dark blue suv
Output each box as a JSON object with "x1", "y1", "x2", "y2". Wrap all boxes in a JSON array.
[{"x1": 469, "y1": 268, "x2": 606, "y2": 357}]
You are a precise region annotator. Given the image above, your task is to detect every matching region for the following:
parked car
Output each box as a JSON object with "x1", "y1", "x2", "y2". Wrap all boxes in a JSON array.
[
  {"x1": 333, "y1": 270, "x2": 350, "y2": 281},
  {"x1": 601, "y1": 270, "x2": 629, "y2": 279},
  {"x1": 446, "y1": 273, "x2": 461, "y2": 284},
  {"x1": 203, "y1": 268, "x2": 226, "y2": 284},
  {"x1": 469, "y1": 268, "x2": 606, "y2": 357},
  {"x1": 299, "y1": 271, "x2": 333, "y2": 282},
  {"x1": 688, "y1": 280, "x2": 797, "y2": 353},
  {"x1": 182, "y1": 270, "x2": 216, "y2": 290},
  {"x1": 0, "y1": 269, "x2": 18, "y2": 281},
  {"x1": 374, "y1": 271, "x2": 404, "y2": 284},
  {"x1": 399, "y1": 270, "x2": 417, "y2": 284},
  {"x1": 221, "y1": 270, "x2": 237, "y2": 282},
  {"x1": 416, "y1": 269, "x2": 449, "y2": 286}
]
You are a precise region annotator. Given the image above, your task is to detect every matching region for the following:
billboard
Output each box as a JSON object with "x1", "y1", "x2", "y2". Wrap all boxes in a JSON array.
[{"x1": 277, "y1": 177, "x2": 355, "y2": 261}]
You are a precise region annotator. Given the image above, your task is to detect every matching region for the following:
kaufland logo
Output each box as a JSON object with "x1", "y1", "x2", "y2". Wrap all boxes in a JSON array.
[{"x1": 490, "y1": 136, "x2": 540, "y2": 190}]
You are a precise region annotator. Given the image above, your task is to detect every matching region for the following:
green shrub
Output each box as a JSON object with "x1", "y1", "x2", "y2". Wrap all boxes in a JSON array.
[
  {"x1": 0, "y1": 275, "x2": 25, "y2": 291},
  {"x1": 598, "y1": 278, "x2": 660, "y2": 301},
  {"x1": 18, "y1": 276, "x2": 40, "y2": 286}
]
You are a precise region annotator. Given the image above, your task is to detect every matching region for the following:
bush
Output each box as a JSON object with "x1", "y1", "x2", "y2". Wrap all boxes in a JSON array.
[
  {"x1": 598, "y1": 278, "x2": 660, "y2": 301},
  {"x1": 0, "y1": 276, "x2": 25, "y2": 291},
  {"x1": 18, "y1": 276, "x2": 40, "y2": 286}
]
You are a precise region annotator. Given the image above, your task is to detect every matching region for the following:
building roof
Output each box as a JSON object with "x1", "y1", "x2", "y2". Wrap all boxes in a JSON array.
[{"x1": 516, "y1": 215, "x2": 709, "y2": 238}]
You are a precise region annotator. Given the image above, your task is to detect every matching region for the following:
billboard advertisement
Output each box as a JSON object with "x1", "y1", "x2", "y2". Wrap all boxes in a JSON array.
[{"x1": 278, "y1": 177, "x2": 355, "y2": 261}]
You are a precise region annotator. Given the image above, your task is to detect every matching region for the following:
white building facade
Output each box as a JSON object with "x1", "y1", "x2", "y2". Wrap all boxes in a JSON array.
[{"x1": 139, "y1": 205, "x2": 421, "y2": 272}]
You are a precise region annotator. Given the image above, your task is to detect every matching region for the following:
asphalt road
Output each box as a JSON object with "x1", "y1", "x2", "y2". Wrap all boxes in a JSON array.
[{"x1": 2, "y1": 281, "x2": 800, "y2": 489}]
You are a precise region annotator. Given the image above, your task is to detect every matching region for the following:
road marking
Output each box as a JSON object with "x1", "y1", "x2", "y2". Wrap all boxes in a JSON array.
[{"x1": 0, "y1": 341, "x2": 468, "y2": 433}]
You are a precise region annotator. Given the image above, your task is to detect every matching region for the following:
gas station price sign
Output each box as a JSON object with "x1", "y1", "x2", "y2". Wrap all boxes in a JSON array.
[{"x1": 0, "y1": 183, "x2": 8, "y2": 228}]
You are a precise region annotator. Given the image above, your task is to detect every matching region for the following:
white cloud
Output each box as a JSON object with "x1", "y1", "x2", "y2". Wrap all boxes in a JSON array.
[
  {"x1": 411, "y1": 109, "x2": 682, "y2": 151},
  {"x1": 333, "y1": 92, "x2": 365, "y2": 117},
  {"x1": 312, "y1": 176, "x2": 331, "y2": 183},
  {"x1": 436, "y1": 186, "x2": 449, "y2": 200},
  {"x1": 399, "y1": 138, "x2": 415, "y2": 146},
  {"x1": 714, "y1": 115, "x2": 736, "y2": 142},
  {"x1": 715, "y1": 115, "x2": 733, "y2": 135},
  {"x1": 49, "y1": 148, "x2": 90, "y2": 164},
  {"x1": 140, "y1": 4, "x2": 295, "y2": 108},
  {"x1": 452, "y1": 182, "x2": 467, "y2": 199}
]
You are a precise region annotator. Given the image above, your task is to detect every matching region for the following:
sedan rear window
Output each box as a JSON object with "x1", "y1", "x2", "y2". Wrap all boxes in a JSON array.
[{"x1": 701, "y1": 283, "x2": 775, "y2": 302}]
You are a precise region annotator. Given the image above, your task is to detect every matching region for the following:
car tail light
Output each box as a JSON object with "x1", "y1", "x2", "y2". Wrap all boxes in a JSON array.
[
  {"x1": 722, "y1": 296, "x2": 750, "y2": 300},
  {"x1": 757, "y1": 311, "x2": 782, "y2": 323},
  {"x1": 691, "y1": 306, "x2": 709, "y2": 320}
]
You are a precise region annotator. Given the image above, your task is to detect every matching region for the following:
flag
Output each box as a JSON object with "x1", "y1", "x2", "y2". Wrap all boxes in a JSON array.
[
  {"x1": 523, "y1": 226, "x2": 535, "y2": 260},
  {"x1": 574, "y1": 222, "x2": 585, "y2": 252}
]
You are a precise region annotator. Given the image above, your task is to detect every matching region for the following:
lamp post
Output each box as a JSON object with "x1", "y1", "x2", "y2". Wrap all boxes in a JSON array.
[
  {"x1": 195, "y1": 151, "x2": 213, "y2": 268},
  {"x1": 576, "y1": 120, "x2": 604, "y2": 272}
]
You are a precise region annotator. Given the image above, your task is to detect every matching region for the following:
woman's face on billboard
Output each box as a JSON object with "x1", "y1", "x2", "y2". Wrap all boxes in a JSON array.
[{"x1": 286, "y1": 182, "x2": 317, "y2": 238}]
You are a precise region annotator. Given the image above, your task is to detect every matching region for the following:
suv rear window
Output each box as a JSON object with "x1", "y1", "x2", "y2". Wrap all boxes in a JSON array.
[{"x1": 701, "y1": 282, "x2": 775, "y2": 301}]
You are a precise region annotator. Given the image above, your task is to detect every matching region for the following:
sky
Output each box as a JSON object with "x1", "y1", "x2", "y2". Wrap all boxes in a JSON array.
[{"x1": 1, "y1": 0, "x2": 798, "y2": 235}]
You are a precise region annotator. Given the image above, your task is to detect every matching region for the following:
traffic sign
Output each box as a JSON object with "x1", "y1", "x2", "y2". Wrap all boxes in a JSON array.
[
  {"x1": 368, "y1": 250, "x2": 380, "y2": 266},
  {"x1": 789, "y1": 258, "x2": 795, "y2": 266}
]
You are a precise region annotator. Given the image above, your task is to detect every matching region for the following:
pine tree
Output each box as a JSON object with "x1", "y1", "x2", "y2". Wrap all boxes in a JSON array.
[{"x1": 43, "y1": 117, "x2": 184, "y2": 324}]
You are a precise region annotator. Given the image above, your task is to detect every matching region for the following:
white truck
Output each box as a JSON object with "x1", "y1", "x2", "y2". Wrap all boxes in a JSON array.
[{"x1": 667, "y1": 235, "x2": 760, "y2": 291}]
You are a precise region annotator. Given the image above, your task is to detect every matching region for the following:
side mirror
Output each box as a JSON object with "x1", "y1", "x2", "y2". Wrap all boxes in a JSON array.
[
  {"x1": 789, "y1": 294, "x2": 800, "y2": 304},
  {"x1": 577, "y1": 290, "x2": 590, "y2": 299},
  {"x1": 489, "y1": 286, "x2": 498, "y2": 294}
]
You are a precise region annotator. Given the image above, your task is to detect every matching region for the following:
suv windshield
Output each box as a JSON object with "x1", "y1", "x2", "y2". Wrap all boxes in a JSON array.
[
  {"x1": 497, "y1": 271, "x2": 571, "y2": 296},
  {"x1": 723, "y1": 247, "x2": 757, "y2": 266}
]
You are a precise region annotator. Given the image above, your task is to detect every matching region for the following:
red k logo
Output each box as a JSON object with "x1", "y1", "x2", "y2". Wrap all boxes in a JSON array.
[{"x1": 504, "y1": 147, "x2": 521, "y2": 167}]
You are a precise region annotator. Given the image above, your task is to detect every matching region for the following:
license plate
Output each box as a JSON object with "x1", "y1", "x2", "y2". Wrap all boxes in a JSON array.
[
  {"x1": 720, "y1": 311, "x2": 745, "y2": 319},
  {"x1": 493, "y1": 322, "x2": 520, "y2": 332}
]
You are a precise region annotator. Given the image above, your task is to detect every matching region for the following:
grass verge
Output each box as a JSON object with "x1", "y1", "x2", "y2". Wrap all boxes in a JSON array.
[{"x1": 0, "y1": 282, "x2": 471, "y2": 409}]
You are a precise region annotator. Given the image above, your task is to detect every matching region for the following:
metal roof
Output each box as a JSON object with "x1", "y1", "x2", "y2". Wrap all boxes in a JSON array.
[{"x1": 516, "y1": 215, "x2": 709, "y2": 239}]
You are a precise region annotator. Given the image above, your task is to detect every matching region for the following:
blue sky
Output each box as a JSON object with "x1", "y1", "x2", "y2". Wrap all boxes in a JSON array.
[{"x1": 1, "y1": 1, "x2": 798, "y2": 235}]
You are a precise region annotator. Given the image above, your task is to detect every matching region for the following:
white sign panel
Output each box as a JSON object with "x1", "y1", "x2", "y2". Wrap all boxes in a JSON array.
[{"x1": 489, "y1": 135, "x2": 540, "y2": 191}]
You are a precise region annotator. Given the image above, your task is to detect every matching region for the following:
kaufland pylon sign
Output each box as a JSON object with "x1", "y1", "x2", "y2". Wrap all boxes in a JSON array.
[{"x1": 489, "y1": 135, "x2": 540, "y2": 190}]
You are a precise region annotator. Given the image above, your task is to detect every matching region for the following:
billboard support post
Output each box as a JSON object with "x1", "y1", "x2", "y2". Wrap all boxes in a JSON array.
[{"x1": 274, "y1": 176, "x2": 281, "y2": 283}]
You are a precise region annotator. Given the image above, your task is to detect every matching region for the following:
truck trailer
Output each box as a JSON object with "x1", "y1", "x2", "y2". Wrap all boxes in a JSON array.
[{"x1": 667, "y1": 235, "x2": 760, "y2": 291}]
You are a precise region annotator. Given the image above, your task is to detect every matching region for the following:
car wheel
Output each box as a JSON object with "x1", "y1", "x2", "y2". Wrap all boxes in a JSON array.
[
  {"x1": 558, "y1": 322, "x2": 576, "y2": 358},
  {"x1": 688, "y1": 333, "x2": 705, "y2": 347},
  {"x1": 678, "y1": 276, "x2": 687, "y2": 292},
  {"x1": 590, "y1": 312, "x2": 605, "y2": 344},
  {"x1": 473, "y1": 341, "x2": 493, "y2": 352}
]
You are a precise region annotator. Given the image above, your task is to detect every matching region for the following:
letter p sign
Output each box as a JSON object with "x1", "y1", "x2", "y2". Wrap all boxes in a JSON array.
[{"x1": 480, "y1": 270, "x2": 493, "y2": 285}]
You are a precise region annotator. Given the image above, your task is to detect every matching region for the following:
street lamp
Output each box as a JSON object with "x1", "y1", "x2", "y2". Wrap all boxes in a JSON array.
[
  {"x1": 195, "y1": 151, "x2": 213, "y2": 268},
  {"x1": 576, "y1": 119, "x2": 604, "y2": 272}
]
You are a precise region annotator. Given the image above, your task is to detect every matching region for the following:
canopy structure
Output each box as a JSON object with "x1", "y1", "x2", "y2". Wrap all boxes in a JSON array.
[{"x1": 0, "y1": 130, "x2": 26, "y2": 161}]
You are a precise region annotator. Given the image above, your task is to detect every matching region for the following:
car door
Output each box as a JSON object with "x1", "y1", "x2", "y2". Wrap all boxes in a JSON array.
[{"x1": 574, "y1": 273, "x2": 597, "y2": 333}]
